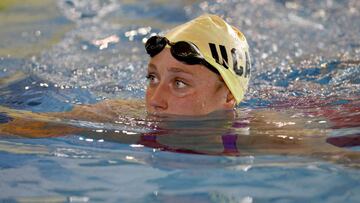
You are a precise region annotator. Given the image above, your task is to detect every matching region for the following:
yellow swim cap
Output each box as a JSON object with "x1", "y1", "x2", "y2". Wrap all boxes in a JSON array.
[{"x1": 165, "y1": 14, "x2": 251, "y2": 105}]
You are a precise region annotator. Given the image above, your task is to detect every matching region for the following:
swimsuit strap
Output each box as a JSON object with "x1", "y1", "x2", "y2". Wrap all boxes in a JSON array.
[{"x1": 221, "y1": 134, "x2": 239, "y2": 155}]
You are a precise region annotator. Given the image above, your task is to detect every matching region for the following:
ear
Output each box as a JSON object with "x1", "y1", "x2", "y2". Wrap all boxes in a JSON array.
[{"x1": 223, "y1": 91, "x2": 236, "y2": 109}]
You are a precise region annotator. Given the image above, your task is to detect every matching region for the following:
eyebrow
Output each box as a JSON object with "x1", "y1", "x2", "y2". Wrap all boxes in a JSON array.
[
  {"x1": 168, "y1": 67, "x2": 194, "y2": 75},
  {"x1": 148, "y1": 63, "x2": 194, "y2": 75}
]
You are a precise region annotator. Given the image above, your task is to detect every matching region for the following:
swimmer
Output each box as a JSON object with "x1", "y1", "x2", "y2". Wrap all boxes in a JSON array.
[
  {"x1": 0, "y1": 14, "x2": 359, "y2": 167},
  {"x1": 1, "y1": 14, "x2": 250, "y2": 121}
]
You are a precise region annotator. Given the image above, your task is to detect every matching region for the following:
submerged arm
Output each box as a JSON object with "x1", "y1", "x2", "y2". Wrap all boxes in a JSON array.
[{"x1": 0, "y1": 99, "x2": 145, "y2": 138}]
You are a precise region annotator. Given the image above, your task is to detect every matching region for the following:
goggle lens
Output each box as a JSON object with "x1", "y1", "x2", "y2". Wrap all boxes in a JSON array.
[
  {"x1": 171, "y1": 41, "x2": 203, "y2": 65},
  {"x1": 145, "y1": 36, "x2": 168, "y2": 57}
]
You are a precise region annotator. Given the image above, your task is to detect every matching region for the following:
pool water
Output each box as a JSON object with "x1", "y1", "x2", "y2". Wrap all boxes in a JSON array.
[{"x1": 1, "y1": 0, "x2": 360, "y2": 202}]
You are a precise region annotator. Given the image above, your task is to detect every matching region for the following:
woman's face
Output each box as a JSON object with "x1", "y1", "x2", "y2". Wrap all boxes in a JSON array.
[{"x1": 145, "y1": 48, "x2": 235, "y2": 116}]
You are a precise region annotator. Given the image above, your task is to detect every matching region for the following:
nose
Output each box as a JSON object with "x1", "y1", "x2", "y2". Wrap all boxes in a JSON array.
[{"x1": 148, "y1": 83, "x2": 168, "y2": 112}]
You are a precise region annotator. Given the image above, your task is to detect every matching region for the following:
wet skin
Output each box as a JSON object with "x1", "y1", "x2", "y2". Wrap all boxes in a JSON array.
[{"x1": 146, "y1": 48, "x2": 236, "y2": 116}]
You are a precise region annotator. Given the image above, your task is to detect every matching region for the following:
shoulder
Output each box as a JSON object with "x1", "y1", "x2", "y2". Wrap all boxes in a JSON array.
[
  {"x1": 93, "y1": 99, "x2": 145, "y2": 113},
  {"x1": 69, "y1": 99, "x2": 146, "y2": 121}
]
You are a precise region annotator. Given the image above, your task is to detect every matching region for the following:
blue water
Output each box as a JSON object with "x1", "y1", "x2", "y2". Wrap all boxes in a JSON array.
[{"x1": 1, "y1": 0, "x2": 360, "y2": 202}]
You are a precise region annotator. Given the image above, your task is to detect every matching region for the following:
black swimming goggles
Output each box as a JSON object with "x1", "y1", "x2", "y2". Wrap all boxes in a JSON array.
[{"x1": 145, "y1": 36, "x2": 219, "y2": 75}]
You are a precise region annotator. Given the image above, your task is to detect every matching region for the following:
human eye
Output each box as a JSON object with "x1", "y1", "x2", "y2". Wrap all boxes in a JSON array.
[
  {"x1": 146, "y1": 73, "x2": 159, "y2": 85},
  {"x1": 174, "y1": 79, "x2": 188, "y2": 89}
]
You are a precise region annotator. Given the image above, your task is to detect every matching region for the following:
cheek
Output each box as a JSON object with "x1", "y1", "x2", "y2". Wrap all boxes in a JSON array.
[{"x1": 194, "y1": 87, "x2": 225, "y2": 112}]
